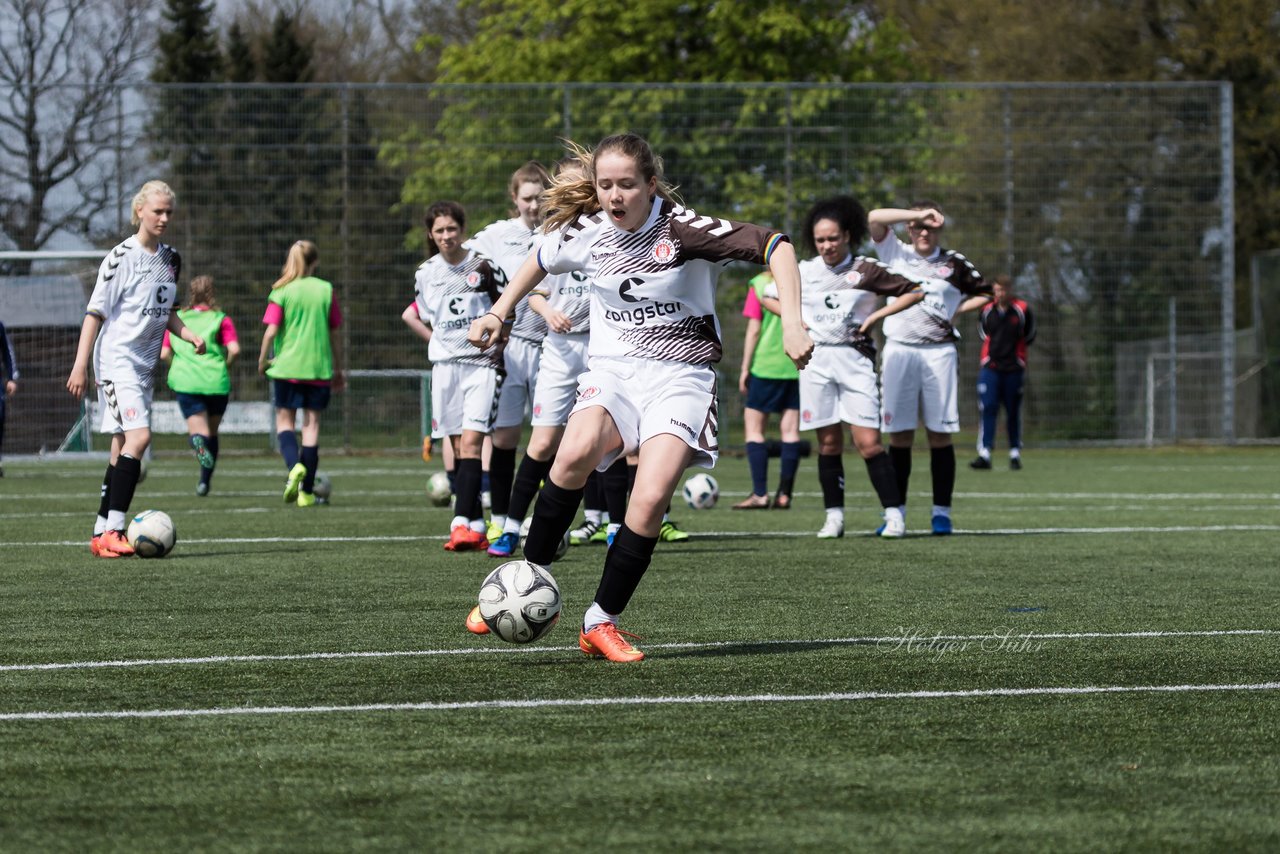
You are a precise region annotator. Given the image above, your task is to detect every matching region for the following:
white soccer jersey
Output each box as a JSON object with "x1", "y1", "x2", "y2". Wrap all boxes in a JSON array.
[
  {"x1": 873, "y1": 233, "x2": 987, "y2": 345},
  {"x1": 86, "y1": 237, "x2": 181, "y2": 385},
  {"x1": 412, "y1": 250, "x2": 506, "y2": 366},
  {"x1": 798, "y1": 253, "x2": 924, "y2": 349},
  {"x1": 539, "y1": 197, "x2": 787, "y2": 364},
  {"x1": 537, "y1": 269, "x2": 593, "y2": 333},
  {"x1": 467, "y1": 217, "x2": 546, "y2": 342}
]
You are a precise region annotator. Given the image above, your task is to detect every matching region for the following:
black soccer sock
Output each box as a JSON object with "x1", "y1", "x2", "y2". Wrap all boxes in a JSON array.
[
  {"x1": 778, "y1": 442, "x2": 801, "y2": 494},
  {"x1": 603, "y1": 457, "x2": 630, "y2": 525},
  {"x1": 930, "y1": 445, "x2": 956, "y2": 508},
  {"x1": 453, "y1": 457, "x2": 484, "y2": 523},
  {"x1": 108, "y1": 455, "x2": 143, "y2": 523},
  {"x1": 97, "y1": 464, "x2": 115, "y2": 522},
  {"x1": 277, "y1": 430, "x2": 299, "y2": 470},
  {"x1": 817, "y1": 453, "x2": 845, "y2": 510},
  {"x1": 300, "y1": 445, "x2": 319, "y2": 493},
  {"x1": 507, "y1": 453, "x2": 554, "y2": 525},
  {"x1": 890, "y1": 445, "x2": 912, "y2": 507},
  {"x1": 593, "y1": 524, "x2": 659, "y2": 616},
  {"x1": 489, "y1": 445, "x2": 517, "y2": 517},
  {"x1": 865, "y1": 450, "x2": 902, "y2": 509},
  {"x1": 582, "y1": 470, "x2": 603, "y2": 514},
  {"x1": 524, "y1": 478, "x2": 585, "y2": 565}
]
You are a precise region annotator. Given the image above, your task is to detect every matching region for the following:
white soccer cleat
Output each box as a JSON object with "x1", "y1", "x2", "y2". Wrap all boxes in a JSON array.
[
  {"x1": 816, "y1": 516, "x2": 844, "y2": 539},
  {"x1": 879, "y1": 515, "x2": 906, "y2": 539}
]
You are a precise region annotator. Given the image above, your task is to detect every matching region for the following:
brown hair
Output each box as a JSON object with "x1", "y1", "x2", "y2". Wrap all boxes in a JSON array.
[
  {"x1": 423, "y1": 201, "x2": 467, "y2": 258},
  {"x1": 508, "y1": 161, "x2": 551, "y2": 199},
  {"x1": 273, "y1": 240, "x2": 319, "y2": 289},
  {"x1": 187, "y1": 275, "x2": 219, "y2": 310},
  {"x1": 542, "y1": 134, "x2": 680, "y2": 233}
]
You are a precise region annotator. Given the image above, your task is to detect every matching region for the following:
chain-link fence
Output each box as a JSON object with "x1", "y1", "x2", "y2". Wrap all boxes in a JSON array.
[{"x1": 0, "y1": 81, "x2": 1242, "y2": 455}]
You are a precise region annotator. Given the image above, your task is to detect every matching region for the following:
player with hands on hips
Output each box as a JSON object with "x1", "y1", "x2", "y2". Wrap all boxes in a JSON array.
[
  {"x1": 469, "y1": 132, "x2": 811, "y2": 663},
  {"x1": 66, "y1": 180, "x2": 206, "y2": 558}
]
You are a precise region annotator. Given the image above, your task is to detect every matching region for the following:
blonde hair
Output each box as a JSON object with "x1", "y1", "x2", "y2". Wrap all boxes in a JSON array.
[
  {"x1": 542, "y1": 134, "x2": 679, "y2": 233},
  {"x1": 273, "y1": 240, "x2": 319, "y2": 289},
  {"x1": 187, "y1": 275, "x2": 219, "y2": 310},
  {"x1": 130, "y1": 180, "x2": 175, "y2": 227}
]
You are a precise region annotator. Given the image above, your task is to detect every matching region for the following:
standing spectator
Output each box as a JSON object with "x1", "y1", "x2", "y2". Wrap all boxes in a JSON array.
[
  {"x1": 161, "y1": 276, "x2": 241, "y2": 495},
  {"x1": 468, "y1": 162, "x2": 553, "y2": 542},
  {"x1": 972, "y1": 274, "x2": 1036, "y2": 470},
  {"x1": 402, "y1": 201, "x2": 508, "y2": 552},
  {"x1": 258, "y1": 240, "x2": 345, "y2": 508},
  {"x1": 0, "y1": 317, "x2": 19, "y2": 477},
  {"x1": 469, "y1": 133, "x2": 812, "y2": 662},
  {"x1": 66, "y1": 180, "x2": 206, "y2": 557},
  {"x1": 735, "y1": 272, "x2": 802, "y2": 509},
  {"x1": 869, "y1": 201, "x2": 989, "y2": 536}
]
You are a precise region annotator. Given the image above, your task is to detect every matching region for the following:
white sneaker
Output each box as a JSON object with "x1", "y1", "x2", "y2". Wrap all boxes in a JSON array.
[
  {"x1": 817, "y1": 516, "x2": 845, "y2": 539},
  {"x1": 879, "y1": 515, "x2": 906, "y2": 539}
]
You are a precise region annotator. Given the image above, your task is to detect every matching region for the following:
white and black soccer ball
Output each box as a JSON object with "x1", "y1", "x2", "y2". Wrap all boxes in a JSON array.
[
  {"x1": 682, "y1": 472, "x2": 719, "y2": 510},
  {"x1": 312, "y1": 473, "x2": 332, "y2": 502},
  {"x1": 127, "y1": 509, "x2": 176, "y2": 558},
  {"x1": 477, "y1": 560, "x2": 562, "y2": 644},
  {"x1": 427, "y1": 471, "x2": 452, "y2": 507}
]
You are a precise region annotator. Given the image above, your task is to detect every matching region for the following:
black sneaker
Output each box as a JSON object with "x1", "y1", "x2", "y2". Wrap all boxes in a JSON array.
[
  {"x1": 1010, "y1": 457, "x2": 1023, "y2": 471},
  {"x1": 969, "y1": 456, "x2": 992, "y2": 470}
]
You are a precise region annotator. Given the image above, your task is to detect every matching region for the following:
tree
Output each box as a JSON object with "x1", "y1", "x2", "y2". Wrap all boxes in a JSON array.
[
  {"x1": 0, "y1": 0, "x2": 158, "y2": 269},
  {"x1": 384, "y1": 0, "x2": 919, "y2": 244}
]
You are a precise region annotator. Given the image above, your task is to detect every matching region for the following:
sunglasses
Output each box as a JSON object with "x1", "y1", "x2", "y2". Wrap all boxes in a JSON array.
[{"x1": 907, "y1": 223, "x2": 938, "y2": 233}]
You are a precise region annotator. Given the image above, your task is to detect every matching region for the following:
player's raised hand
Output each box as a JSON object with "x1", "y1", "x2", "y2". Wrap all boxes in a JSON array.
[{"x1": 914, "y1": 208, "x2": 945, "y2": 230}]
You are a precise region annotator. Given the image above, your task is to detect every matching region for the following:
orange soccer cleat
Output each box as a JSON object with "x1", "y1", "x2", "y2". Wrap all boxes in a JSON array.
[
  {"x1": 94, "y1": 529, "x2": 135, "y2": 558},
  {"x1": 443, "y1": 525, "x2": 489, "y2": 552},
  {"x1": 579, "y1": 623, "x2": 645, "y2": 663},
  {"x1": 465, "y1": 605, "x2": 490, "y2": 635}
]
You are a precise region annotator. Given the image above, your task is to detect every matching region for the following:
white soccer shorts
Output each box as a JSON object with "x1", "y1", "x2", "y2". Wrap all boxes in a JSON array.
[
  {"x1": 570, "y1": 356, "x2": 719, "y2": 471},
  {"x1": 799, "y1": 344, "x2": 882, "y2": 431},
  {"x1": 494, "y1": 336, "x2": 542, "y2": 429},
  {"x1": 879, "y1": 340, "x2": 960, "y2": 434},
  {"x1": 531, "y1": 332, "x2": 588, "y2": 427},
  {"x1": 430, "y1": 361, "x2": 501, "y2": 438},
  {"x1": 97, "y1": 379, "x2": 154, "y2": 434}
]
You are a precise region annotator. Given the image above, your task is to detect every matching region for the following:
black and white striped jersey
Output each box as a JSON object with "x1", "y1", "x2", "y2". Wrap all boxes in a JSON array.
[
  {"x1": 538, "y1": 197, "x2": 788, "y2": 365},
  {"x1": 412, "y1": 249, "x2": 506, "y2": 367},
  {"x1": 535, "y1": 266, "x2": 593, "y2": 333},
  {"x1": 873, "y1": 234, "x2": 987, "y2": 345},
  {"x1": 797, "y1": 252, "x2": 924, "y2": 347},
  {"x1": 86, "y1": 237, "x2": 181, "y2": 385},
  {"x1": 467, "y1": 217, "x2": 546, "y2": 343}
]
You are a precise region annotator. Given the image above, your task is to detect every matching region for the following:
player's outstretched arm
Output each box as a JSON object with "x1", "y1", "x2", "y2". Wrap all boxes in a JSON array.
[
  {"x1": 167, "y1": 311, "x2": 205, "y2": 355},
  {"x1": 764, "y1": 241, "x2": 813, "y2": 370},
  {"x1": 868, "y1": 207, "x2": 944, "y2": 241},
  {"x1": 859, "y1": 291, "x2": 925, "y2": 334},
  {"x1": 468, "y1": 253, "x2": 547, "y2": 351}
]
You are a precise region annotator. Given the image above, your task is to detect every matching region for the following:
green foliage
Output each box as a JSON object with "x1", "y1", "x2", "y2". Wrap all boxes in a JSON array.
[{"x1": 151, "y1": 0, "x2": 222, "y2": 85}]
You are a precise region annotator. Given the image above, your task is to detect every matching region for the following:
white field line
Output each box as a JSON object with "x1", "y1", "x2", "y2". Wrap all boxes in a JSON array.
[
  {"x1": 2, "y1": 681, "x2": 1278, "y2": 722},
  {"x1": 2, "y1": 629, "x2": 1274, "y2": 673},
  {"x1": 6, "y1": 523, "x2": 1280, "y2": 549}
]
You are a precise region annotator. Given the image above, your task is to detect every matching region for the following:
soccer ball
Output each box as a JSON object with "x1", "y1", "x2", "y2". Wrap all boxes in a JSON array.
[
  {"x1": 312, "y1": 473, "x2": 332, "y2": 502},
  {"x1": 427, "y1": 471, "x2": 452, "y2": 507},
  {"x1": 682, "y1": 472, "x2": 719, "y2": 510},
  {"x1": 127, "y1": 509, "x2": 176, "y2": 558},
  {"x1": 477, "y1": 560, "x2": 562, "y2": 644}
]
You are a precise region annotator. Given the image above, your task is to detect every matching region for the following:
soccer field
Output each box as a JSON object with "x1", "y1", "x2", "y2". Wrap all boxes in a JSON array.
[{"x1": 1, "y1": 447, "x2": 1278, "y2": 851}]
